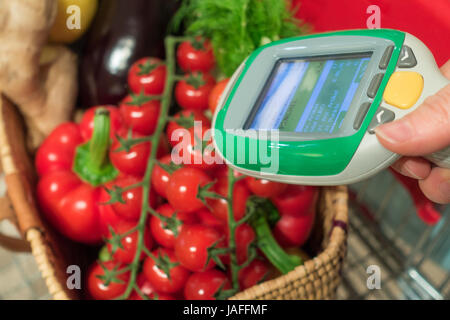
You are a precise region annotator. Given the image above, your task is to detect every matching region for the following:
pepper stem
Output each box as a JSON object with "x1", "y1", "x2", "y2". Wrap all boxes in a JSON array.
[
  {"x1": 73, "y1": 108, "x2": 118, "y2": 186},
  {"x1": 88, "y1": 109, "x2": 111, "y2": 171}
]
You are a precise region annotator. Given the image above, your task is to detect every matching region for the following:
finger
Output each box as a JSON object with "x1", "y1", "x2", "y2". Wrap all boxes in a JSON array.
[
  {"x1": 391, "y1": 157, "x2": 431, "y2": 179},
  {"x1": 375, "y1": 84, "x2": 450, "y2": 156},
  {"x1": 440, "y1": 60, "x2": 450, "y2": 79},
  {"x1": 418, "y1": 167, "x2": 450, "y2": 204}
]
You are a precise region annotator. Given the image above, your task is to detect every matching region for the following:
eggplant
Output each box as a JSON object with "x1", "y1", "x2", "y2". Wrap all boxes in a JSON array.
[{"x1": 79, "y1": 0, "x2": 178, "y2": 107}]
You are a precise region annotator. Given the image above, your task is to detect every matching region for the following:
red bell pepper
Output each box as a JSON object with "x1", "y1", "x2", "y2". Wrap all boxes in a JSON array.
[{"x1": 35, "y1": 107, "x2": 156, "y2": 244}]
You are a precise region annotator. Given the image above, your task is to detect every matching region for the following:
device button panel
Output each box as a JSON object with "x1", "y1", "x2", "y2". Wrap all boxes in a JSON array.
[
  {"x1": 379, "y1": 45, "x2": 394, "y2": 70},
  {"x1": 368, "y1": 107, "x2": 395, "y2": 134},
  {"x1": 353, "y1": 102, "x2": 372, "y2": 130},
  {"x1": 367, "y1": 73, "x2": 385, "y2": 98},
  {"x1": 383, "y1": 71, "x2": 424, "y2": 109},
  {"x1": 397, "y1": 46, "x2": 417, "y2": 68}
]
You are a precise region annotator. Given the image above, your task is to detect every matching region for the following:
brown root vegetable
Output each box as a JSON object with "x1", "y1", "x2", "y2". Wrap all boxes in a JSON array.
[{"x1": 0, "y1": 0, "x2": 77, "y2": 149}]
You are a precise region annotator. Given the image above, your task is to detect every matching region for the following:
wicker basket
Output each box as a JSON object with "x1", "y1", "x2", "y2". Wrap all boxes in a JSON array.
[{"x1": 0, "y1": 94, "x2": 348, "y2": 300}]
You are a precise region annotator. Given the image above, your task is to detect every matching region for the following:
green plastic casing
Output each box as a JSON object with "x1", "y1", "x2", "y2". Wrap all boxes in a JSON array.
[{"x1": 213, "y1": 29, "x2": 405, "y2": 176}]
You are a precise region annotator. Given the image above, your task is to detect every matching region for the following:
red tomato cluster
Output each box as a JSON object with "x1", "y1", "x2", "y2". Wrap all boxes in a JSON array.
[{"x1": 35, "y1": 38, "x2": 318, "y2": 300}]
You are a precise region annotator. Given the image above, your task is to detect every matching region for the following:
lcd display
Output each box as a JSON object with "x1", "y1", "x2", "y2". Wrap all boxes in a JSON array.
[{"x1": 247, "y1": 54, "x2": 371, "y2": 134}]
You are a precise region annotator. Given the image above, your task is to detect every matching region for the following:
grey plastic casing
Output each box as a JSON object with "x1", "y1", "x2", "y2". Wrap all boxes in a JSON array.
[{"x1": 212, "y1": 33, "x2": 450, "y2": 185}]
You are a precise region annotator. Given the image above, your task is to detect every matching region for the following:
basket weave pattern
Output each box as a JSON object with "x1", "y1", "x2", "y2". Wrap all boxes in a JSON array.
[{"x1": 0, "y1": 95, "x2": 348, "y2": 300}]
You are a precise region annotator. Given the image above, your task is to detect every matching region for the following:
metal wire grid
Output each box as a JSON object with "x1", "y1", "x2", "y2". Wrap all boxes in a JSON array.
[{"x1": 338, "y1": 170, "x2": 450, "y2": 300}]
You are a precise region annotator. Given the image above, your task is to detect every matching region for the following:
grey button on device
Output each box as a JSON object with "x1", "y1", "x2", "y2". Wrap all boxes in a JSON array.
[
  {"x1": 353, "y1": 102, "x2": 372, "y2": 130},
  {"x1": 398, "y1": 46, "x2": 417, "y2": 68},
  {"x1": 367, "y1": 73, "x2": 384, "y2": 98},
  {"x1": 368, "y1": 107, "x2": 395, "y2": 134},
  {"x1": 379, "y1": 45, "x2": 394, "y2": 69}
]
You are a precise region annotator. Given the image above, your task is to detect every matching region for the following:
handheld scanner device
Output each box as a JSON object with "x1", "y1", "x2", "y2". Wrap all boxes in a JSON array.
[{"x1": 212, "y1": 29, "x2": 450, "y2": 185}]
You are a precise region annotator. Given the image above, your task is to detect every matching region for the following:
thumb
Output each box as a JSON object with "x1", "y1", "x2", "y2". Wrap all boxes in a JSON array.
[{"x1": 375, "y1": 84, "x2": 450, "y2": 156}]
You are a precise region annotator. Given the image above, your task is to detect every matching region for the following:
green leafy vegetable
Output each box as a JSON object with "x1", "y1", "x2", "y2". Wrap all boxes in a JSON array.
[{"x1": 171, "y1": 0, "x2": 307, "y2": 76}]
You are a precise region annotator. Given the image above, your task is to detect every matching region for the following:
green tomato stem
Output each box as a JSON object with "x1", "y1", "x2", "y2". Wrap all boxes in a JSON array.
[{"x1": 117, "y1": 36, "x2": 181, "y2": 300}]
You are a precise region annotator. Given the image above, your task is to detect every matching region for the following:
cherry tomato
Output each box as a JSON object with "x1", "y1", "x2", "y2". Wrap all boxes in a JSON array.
[
  {"x1": 175, "y1": 72, "x2": 215, "y2": 110},
  {"x1": 171, "y1": 125, "x2": 218, "y2": 171},
  {"x1": 128, "y1": 273, "x2": 155, "y2": 300},
  {"x1": 110, "y1": 132, "x2": 149, "y2": 177},
  {"x1": 130, "y1": 292, "x2": 175, "y2": 300},
  {"x1": 149, "y1": 203, "x2": 197, "y2": 248},
  {"x1": 208, "y1": 78, "x2": 229, "y2": 114},
  {"x1": 79, "y1": 106, "x2": 123, "y2": 141},
  {"x1": 87, "y1": 261, "x2": 130, "y2": 300},
  {"x1": 184, "y1": 270, "x2": 231, "y2": 300},
  {"x1": 212, "y1": 165, "x2": 242, "y2": 180},
  {"x1": 143, "y1": 248, "x2": 190, "y2": 294},
  {"x1": 110, "y1": 129, "x2": 166, "y2": 177},
  {"x1": 166, "y1": 110, "x2": 211, "y2": 147},
  {"x1": 166, "y1": 167, "x2": 212, "y2": 213},
  {"x1": 207, "y1": 177, "x2": 250, "y2": 222},
  {"x1": 128, "y1": 57, "x2": 166, "y2": 95},
  {"x1": 119, "y1": 94, "x2": 160, "y2": 135},
  {"x1": 238, "y1": 259, "x2": 270, "y2": 290},
  {"x1": 234, "y1": 223, "x2": 255, "y2": 264},
  {"x1": 177, "y1": 38, "x2": 215, "y2": 72},
  {"x1": 174, "y1": 224, "x2": 224, "y2": 272},
  {"x1": 35, "y1": 123, "x2": 83, "y2": 176},
  {"x1": 195, "y1": 209, "x2": 224, "y2": 229},
  {"x1": 98, "y1": 186, "x2": 125, "y2": 237},
  {"x1": 104, "y1": 176, "x2": 156, "y2": 221},
  {"x1": 128, "y1": 273, "x2": 176, "y2": 300},
  {"x1": 271, "y1": 185, "x2": 318, "y2": 217},
  {"x1": 245, "y1": 177, "x2": 288, "y2": 198},
  {"x1": 106, "y1": 221, "x2": 153, "y2": 264},
  {"x1": 157, "y1": 135, "x2": 171, "y2": 157},
  {"x1": 273, "y1": 211, "x2": 315, "y2": 247},
  {"x1": 151, "y1": 155, "x2": 174, "y2": 198}
]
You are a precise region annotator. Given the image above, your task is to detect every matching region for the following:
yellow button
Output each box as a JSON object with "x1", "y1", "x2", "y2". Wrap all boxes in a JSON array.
[{"x1": 383, "y1": 71, "x2": 423, "y2": 109}]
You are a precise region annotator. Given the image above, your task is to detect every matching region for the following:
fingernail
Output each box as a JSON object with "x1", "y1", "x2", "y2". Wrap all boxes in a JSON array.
[
  {"x1": 403, "y1": 165, "x2": 426, "y2": 180},
  {"x1": 375, "y1": 120, "x2": 412, "y2": 144},
  {"x1": 439, "y1": 180, "x2": 450, "y2": 198}
]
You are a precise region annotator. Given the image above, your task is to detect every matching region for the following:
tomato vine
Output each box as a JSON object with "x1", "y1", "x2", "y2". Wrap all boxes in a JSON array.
[
  {"x1": 109, "y1": 35, "x2": 245, "y2": 300},
  {"x1": 115, "y1": 36, "x2": 178, "y2": 299}
]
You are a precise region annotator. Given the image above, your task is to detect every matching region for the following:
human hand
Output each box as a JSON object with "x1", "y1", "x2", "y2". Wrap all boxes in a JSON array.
[{"x1": 375, "y1": 60, "x2": 450, "y2": 204}]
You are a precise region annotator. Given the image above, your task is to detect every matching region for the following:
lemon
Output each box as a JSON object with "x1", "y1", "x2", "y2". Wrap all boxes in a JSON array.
[{"x1": 49, "y1": 0, "x2": 98, "y2": 44}]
